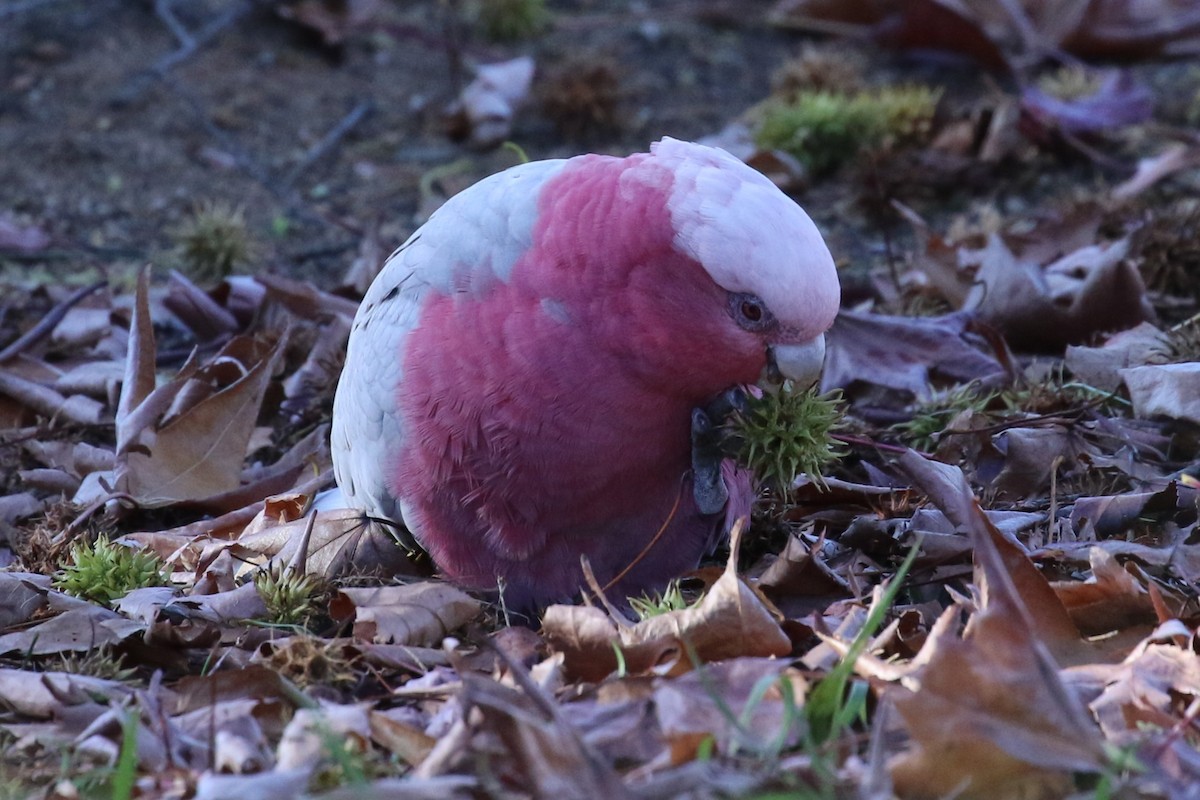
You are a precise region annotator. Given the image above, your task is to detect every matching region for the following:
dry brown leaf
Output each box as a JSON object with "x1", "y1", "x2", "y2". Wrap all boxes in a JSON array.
[
  {"x1": 163, "y1": 269, "x2": 241, "y2": 341},
  {"x1": 541, "y1": 604, "x2": 681, "y2": 682},
  {"x1": 331, "y1": 583, "x2": 480, "y2": 647},
  {"x1": 900, "y1": 452, "x2": 1096, "y2": 665},
  {"x1": 117, "y1": 334, "x2": 284, "y2": 505},
  {"x1": 0, "y1": 605, "x2": 145, "y2": 656},
  {"x1": 758, "y1": 533, "x2": 852, "y2": 618},
  {"x1": 369, "y1": 708, "x2": 438, "y2": 766},
  {"x1": 626, "y1": 557, "x2": 792, "y2": 671},
  {"x1": 654, "y1": 658, "x2": 805, "y2": 763},
  {"x1": 117, "y1": 265, "x2": 157, "y2": 436},
  {"x1": 891, "y1": 453, "x2": 1106, "y2": 799},
  {"x1": 459, "y1": 670, "x2": 632, "y2": 800},
  {"x1": 968, "y1": 234, "x2": 1153, "y2": 350},
  {"x1": 1065, "y1": 322, "x2": 1168, "y2": 392},
  {"x1": 989, "y1": 425, "x2": 1084, "y2": 497},
  {"x1": 1089, "y1": 641, "x2": 1200, "y2": 739},
  {"x1": 544, "y1": 527, "x2": 791, "y2": 681},
  {"x1": 0, "y1": 571, "x2": 50, "y2": 628},
  {"x1": 0, "y1": 668, "x2": 133, "y2": 718},
  {"x1": 1051, "y1": 547, "x2": 1158, "y2": 636},
  {"x1": 823, "y1": 311, "x2": 1005, "y2": 399},
  {"x1": 237, "y1": 507, "x2": 421, "y2": 579},
  {"x1": 1121, "y1": 362, "x2": 1200, "y2": 424}
]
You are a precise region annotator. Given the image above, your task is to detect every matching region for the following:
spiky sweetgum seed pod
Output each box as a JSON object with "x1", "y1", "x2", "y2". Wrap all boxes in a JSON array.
[
  {"x1": 255, "y1": 564, "x2": 326, "y2": 626},
  {"x1": 172, "y1": 200, "x2": 252, "y2": 284},
  {"x1": 53, "y1": 537, "x2": 167, "y2": 606},
  {"x1": 728, "y1": 384, "x2": 845, "y2": 491}
]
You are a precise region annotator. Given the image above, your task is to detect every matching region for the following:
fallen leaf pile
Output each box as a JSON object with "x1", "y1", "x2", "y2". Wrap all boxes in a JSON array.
[{"x1": 3, "y1": 2, "x2": 1200, "y2": 798}]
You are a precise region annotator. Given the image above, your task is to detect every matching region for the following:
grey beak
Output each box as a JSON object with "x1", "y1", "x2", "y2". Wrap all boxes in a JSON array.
[{"x1": 766, "y1": 335, "x2": 826, "y2": 388}]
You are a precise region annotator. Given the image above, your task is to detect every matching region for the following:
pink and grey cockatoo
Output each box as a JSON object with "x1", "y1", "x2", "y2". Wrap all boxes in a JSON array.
[{"x1": 331, "y1": 138, "x2": 839, "y2": 607}]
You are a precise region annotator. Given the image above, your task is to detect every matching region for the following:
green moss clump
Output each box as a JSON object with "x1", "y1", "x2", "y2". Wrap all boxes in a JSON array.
[
  {"x1": 756, "y1": 85, "x2": 941, "y2": 176},
  {"x1": 475, "y1": 0, "x2": 549, "y2": 42},
  {"x1": 53, "y1": 537, "x2": 167, "y2": 606},
  {"x1": 728, "y1": 384, "x2": 845, "y2": 491}
]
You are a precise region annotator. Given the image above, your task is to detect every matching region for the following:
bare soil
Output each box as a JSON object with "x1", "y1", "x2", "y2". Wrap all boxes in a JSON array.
[{"x1": 1, "y1": 0, "x2": 818, "y2": 289}]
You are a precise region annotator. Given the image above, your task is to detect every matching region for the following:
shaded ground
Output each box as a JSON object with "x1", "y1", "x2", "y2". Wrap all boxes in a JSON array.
[{"x1": 1, "y1": 0, "x2": 824, "y2": 288}]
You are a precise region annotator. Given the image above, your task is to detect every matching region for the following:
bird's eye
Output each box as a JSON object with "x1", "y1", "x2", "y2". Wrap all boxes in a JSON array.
[{"x1": 728, "y1": 293, "x2": 774, "y2": 331}]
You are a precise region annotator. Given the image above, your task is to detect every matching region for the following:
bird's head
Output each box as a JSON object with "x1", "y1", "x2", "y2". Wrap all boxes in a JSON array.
[
  {"x1": 653, "y1": 137, "x2": 840, "y2": 391},
  {"x1": 524, "y1": 138, "x2": 839, "y2": 404}
]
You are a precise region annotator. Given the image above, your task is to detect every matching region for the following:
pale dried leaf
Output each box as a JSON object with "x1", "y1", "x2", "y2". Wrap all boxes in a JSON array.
[
  {"x1": 331, "y1": 583, "x2": 481, "y2": 647},
  {"x1": 1121, "y1": 362, "x2": 1200, "y2": 424},
  {"x1": 276, "y1": 702, "x2": 371, "y2": 771}
]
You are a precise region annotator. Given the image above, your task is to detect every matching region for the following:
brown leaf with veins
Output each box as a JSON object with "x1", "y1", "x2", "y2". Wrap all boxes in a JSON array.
[
  {"x1": 544, "y1": 525, "x2": 792, "y2": 681},
  {"x1": 892, "y1": 452, "x2": 1105, "y2": 798},
  {"x1": 1051, "y1": 547, "x2": 1159, "y2": 636},
  {"x1": 237, "y1": 506, "x2": 423, "y2": 579},
  {"x1": 330, "y1": 582, "x2": 481, "y2": 647},
  {"x1": 120, "y1": 335, "x2": 285, "y2": 505}
]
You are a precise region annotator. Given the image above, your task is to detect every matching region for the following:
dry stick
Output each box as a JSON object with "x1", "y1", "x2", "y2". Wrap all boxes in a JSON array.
[
  {"x1": 280, "y1": 100, "x2": 374, "y2": 190},
  {"x1": 0, "y1": 280, "x2": 106, "y2": 363},
  {"x1": 153, "y1": 0, "x2": 195, "y2": 49},
  {"x1": 113, "y1": 0, "x2": 253, "y2": 106}
]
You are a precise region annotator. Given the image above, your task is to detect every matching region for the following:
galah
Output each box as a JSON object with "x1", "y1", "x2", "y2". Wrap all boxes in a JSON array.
[{"x1": 331, "y1": 138, "x2": 839, "y2": 608}]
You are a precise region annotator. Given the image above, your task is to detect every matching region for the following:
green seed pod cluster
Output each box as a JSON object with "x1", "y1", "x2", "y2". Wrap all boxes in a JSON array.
[
  {"x1": 53, "y1": 537, "x2": 167, "y2": 606},
  {"x1": 172, "y1": 200, "x2": 253, "y2": 283},
  {"x1": 727, "y1": 384, "x2": 845, "y2": 491},
  {"x1": 255, "y1": 564, "x2": 326, "y2": 627}
]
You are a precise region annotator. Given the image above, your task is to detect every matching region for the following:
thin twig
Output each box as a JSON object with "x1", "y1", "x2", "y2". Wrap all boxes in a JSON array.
[
  {"x1": 113, "y1": 0, "x2": 253, "y2": 106},
  {"x1": 280, "y1": 100, "x2": 374, "y2": 189},
  {"x1": 0, "y1": 280, "x2": 107, "y2": 363},
  {"x1": 153, "y1": 0, "x2": 195, "y2": 48}
]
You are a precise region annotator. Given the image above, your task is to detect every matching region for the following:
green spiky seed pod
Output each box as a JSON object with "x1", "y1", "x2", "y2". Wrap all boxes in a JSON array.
[
  {"x1": 255, "y1": 564, "x2": 326, "y2": 627},
  {"x1": 53, "y1": 537, "x2": 167, "y2": 606},
  {"x1": 727, "y1": 384, "x2": 845, "y2": 491},
  {"x1": 172, "y1": 200, "x2": 253, "y2": 283}
]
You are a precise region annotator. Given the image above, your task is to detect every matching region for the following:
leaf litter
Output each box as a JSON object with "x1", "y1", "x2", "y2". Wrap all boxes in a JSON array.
[{"x1": 3, "y1": 3, "x2": 1200, "y2": 798}]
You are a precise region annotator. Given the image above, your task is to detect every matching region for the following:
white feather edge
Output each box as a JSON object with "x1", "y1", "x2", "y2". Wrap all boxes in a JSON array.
[{"x1": 330, "y1": 158, "x2": 568, "y2": 524}]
